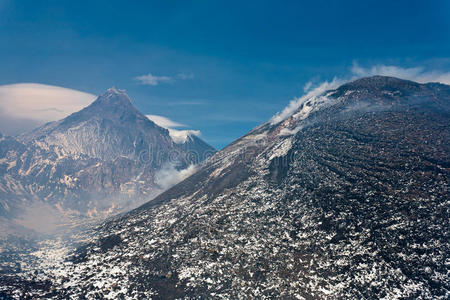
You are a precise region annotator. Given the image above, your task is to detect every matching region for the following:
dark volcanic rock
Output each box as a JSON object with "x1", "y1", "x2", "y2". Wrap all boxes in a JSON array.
[{"x1": 5, "y1": 76, "x2": 450, "y2": 299}]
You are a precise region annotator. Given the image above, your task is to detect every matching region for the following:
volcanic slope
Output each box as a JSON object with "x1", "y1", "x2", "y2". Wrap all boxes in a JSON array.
[{"x1": 16, "y1": 76, "x2": 450, "y2": 299}]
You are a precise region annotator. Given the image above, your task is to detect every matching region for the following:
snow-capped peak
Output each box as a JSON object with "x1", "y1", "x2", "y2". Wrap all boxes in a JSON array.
[
  {"x1": 91, "y1": 87, "x2": 133, "y2": 108},
  {"x1": 168, "y1": 129, "x2": 201, "y2": 144},
  {"x1": 145, "y1": 114, "x2": 203, "y2": 144},
  {"x1": 98, "y1": 87, "x2": 131, "y2": 103},
  {"x1": 105, "y1": 87, "x2": 126, "y2": 95}
]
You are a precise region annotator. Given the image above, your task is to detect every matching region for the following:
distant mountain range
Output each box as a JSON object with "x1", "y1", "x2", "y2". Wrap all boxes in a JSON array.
[
  {"x1": 9, "y1": 76, "x2": 446, "y2": 299},
  {"x1": 0, "y1": 88, "x2": 215, "y2": 231},
  {"x1": 1, "y1": 76, "x2": 449, "y2": 299}
]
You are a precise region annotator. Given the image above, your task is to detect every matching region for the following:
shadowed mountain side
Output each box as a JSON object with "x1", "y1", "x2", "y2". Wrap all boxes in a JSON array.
[
  {"x1": 0, "y1": 88, "x2": 216, "y2": 227},
  {"x1": 22, "y1": 76, "x2": 448, "y2": 299}
]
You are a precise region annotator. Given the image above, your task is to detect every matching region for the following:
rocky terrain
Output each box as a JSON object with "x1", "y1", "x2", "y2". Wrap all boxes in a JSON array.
[
  {"x1": 1, "y1": 76, "x2": 449, "y2": 299},
  {"x1": 0, "y1": 88, "x2": 215, "y2": 230}
]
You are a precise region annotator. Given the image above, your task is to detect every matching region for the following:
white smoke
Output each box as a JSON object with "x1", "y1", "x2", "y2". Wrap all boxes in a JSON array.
[
  {"x1": 351, "y1": 62, "x2": 450, "y2": 85},
  {"x1": 270, "y1": 77, "x2": 343, "y2": 124},
  {"x1": 271, "y1": 63, "x2": 450, "y2": 125},
  {"x1": 12, "y1": 202, "x2": 70, "y2": 235},
  {"x1": 155, "y1": 163, "x2": 197, "y2": 190}
]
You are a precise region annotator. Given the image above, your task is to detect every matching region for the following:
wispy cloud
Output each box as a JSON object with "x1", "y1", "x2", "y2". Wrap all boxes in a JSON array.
[
  {"x1": 168, "y1": 129, "x2": 201, "y2": 143},
  {"x1": 146, "y1": 114, "x2": 185, "y2": 128},
  {"x1": 351, "y1": 62, "x2": 450, "y2": 85},
  {"x1": 145, "y1": 114, "x2": 201, "y2": 144},
  {"x1": 167, "y1": 100, "x2": 207, "y2": 106},
  {"x1": 271, "y1": 62, "x2": 450, "y2": 125},
  {"x1": 303, "y1": 80, "x2": 313, "y2": 92},
  {"x1": 270, "y1": 78, "x2": 343, "y2": 124},
  {"x1": 177, "y1": 72, "x2": 195, "y2": 80},
  {"x1": 134, "y1": 73, "x2": 173, "y2": 86},
  {"x1": 147, "y1": 114, "x2": 200, "y2": 189},
  {"x1": 0, "y1": 83, "x2": 96, "y2": 135},
  {"x1": 135, "y1": 72, "x2": 195, "y2": 86}
]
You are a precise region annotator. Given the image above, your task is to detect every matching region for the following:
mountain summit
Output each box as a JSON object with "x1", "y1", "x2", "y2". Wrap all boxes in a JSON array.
[
  {"x1": 18, "y1": 88, "x2": 216, "y2": 163},
  {"x1": 85, "y1": 87, "x2": 135, "y2": 113},
  {"x1": 24, "y1": 76, "x2": 449, "y2": 299},
  {"x1": 0, "y1": 88, "x2": 215, "y2": 221},
  {"x1": 330, "y1": 75, "x2": 450, "y2": 105},
  {"x1": 19, "y1": 88, "x2": 171, "y2": 161}
]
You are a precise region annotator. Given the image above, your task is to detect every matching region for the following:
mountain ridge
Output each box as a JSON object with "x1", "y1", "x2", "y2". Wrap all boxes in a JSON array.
[
  {"x1": 25, "y1": 75, "x2": 448, "y2": 299},
  {"x1": 0, "y1": 88, "x2": 216, "y2": 225}
]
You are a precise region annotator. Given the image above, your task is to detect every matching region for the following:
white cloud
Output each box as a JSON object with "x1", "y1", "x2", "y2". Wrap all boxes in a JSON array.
[
  {"x1": 134, "y1": 73, "x2": 172, "y2": 85},
  {"x1": 177, "y1": 72, "x2": 195, "y2": 80},
  {"x1": 147, "y1": 115, "x2": 200, "y2": 191},
  {"x1": 351, "y1": 62, "x2": 450, "y2": 85},
  {"x1": 0, "y1": 83, "x2": 96, "y2": 135},
  {"x1": 270, "y1": 63, "x2": 450, "y2": 125},
  {"x1": 168, "y1": 129, "x2": 201, "y2": 144},
  {"x1": 135, "y1": 72, "x2": 194, "y2": 85},
  {"x1": 146, "y1": 114, "x2": 185, "y2": 128},
  {"x1": 145, "y1": 114, "x2": 201, "y2": 144}
]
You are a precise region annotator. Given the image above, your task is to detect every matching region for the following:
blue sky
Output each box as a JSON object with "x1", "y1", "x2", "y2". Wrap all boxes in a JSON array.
[{"x1": 0, "y1": 0, "x2": 449, "y2": 149}]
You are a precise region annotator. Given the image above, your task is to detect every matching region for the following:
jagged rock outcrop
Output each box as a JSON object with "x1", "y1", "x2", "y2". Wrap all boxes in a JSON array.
[
  {"x1": 3, "y1": 77, "x2": 450, "y2": 299},
  {"x1": 0, "y1": 88, "x2": 215, "y2": 221}
]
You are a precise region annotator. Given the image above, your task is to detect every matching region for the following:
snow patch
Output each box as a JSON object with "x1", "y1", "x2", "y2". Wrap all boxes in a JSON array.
[{"x1": 269, "y1": 138, "x2": 293, "y2": 160}]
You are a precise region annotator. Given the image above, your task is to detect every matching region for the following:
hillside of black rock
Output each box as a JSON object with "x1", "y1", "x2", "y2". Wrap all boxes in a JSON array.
[{"x1": 2, "y1": 76, "x2": 449, "y2": 299}]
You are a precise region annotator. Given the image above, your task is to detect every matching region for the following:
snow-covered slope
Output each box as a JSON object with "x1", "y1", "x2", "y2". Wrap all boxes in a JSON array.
[
  {"x1": 0, "y1": 88, "x2": 216, "y2": 223},
  {"x1": 3, "y1": 76, "x2": 450, "y2": 299}
]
